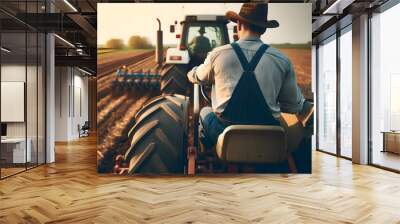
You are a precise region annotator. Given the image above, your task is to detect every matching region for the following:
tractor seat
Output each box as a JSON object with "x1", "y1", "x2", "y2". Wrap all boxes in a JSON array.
[{"x1": 215, "y1": 125, "x2": 288, "y2": 164}]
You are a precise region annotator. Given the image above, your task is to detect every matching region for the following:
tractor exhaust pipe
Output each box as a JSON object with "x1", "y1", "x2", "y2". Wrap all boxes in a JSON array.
[{"x1": 156, "y1": 18, "x2": 163, "y2": 67}]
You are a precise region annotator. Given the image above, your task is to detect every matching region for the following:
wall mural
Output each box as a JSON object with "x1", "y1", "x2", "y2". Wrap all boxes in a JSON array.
[{"x1": 97, "y1": 3, "x2": 313, "y2": 175}]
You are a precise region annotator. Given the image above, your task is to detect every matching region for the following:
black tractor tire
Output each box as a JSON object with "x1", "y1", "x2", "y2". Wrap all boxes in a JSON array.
[
  {"x1": 124, "y1": 94, "x2": 189, "y2": 174},
  {"x1": 160, "y1": 64, "x2": 189, "y2": 95}
]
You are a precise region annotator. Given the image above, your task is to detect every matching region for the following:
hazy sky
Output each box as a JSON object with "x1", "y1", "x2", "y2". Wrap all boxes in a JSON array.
[{"x1": 98, "y1": 3, "x2": 311, "y2": 45}]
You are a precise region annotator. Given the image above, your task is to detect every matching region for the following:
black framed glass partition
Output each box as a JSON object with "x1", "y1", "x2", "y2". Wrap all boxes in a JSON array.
[
  {"x1": 317, "y1": 35, "x2": 337, "y2": 155},
  {"x1": 316, "y1": 23, "x2": 353, "y2": 159},
  {"x1": 339, "y1": 26, "x2": 352, "y2": 159},
  {"x1": 370, "y1": 2, "x2": 400, "y2": 171},
  {"x1": 1, "y1": 30, "x2": 28, "y2": 178},
  {"x1": 0, "y1": 1, "x2": 46, "y2": 179}
]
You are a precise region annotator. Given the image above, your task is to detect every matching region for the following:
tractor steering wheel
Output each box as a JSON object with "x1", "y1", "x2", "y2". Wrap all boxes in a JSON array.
[{"x1": 200, "y1": 84, "x2": 212, "y2": 106}]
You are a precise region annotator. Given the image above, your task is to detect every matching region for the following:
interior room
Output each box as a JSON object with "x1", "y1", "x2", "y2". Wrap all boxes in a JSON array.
[
  {"x1": 370, "y1": 2, "x2": 400, "y2": 171},
  {"x1": 54, "y1": 66, "x2": 90, "y2": 141},
  {"x1": 313, "y1": 0, "x2": 400, "y2": 171},
  {"x1": 0, "y1": 0, "x2": 399, "y2": 223},
  {"x1": 0, "y1": 0, "x2": 96, "y2": 179},
  {"x1": 0, "y1": 18, "x2": 46, "y2": 178}
]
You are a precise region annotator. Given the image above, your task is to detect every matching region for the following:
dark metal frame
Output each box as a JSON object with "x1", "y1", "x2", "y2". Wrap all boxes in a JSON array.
[
  {"x1": 315, "y1": 44, "x2": 319, "y2": 151},
  {"x1": 367, "y1": 10, "x2": 373, "y2": 166},
  {"x1": 336, "y1": 26, "x2": 341, "y2": 158}
]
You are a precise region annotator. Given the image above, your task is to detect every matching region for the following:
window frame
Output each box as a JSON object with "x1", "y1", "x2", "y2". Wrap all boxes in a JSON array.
[
  {"x1": 315, "y1": 23, "x2": 353, "y2": 160},
  {"x1": 367, "y1": 0, "x2": 400, "y2": 173}
]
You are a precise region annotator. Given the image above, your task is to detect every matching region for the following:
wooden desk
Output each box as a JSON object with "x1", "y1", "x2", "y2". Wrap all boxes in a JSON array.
[
  {"x1": 1, "y1": 138, "x2": 31, "y2": 163},
  {"x1": 382, "y1": 131, "x2": 400, "y2": 154}
]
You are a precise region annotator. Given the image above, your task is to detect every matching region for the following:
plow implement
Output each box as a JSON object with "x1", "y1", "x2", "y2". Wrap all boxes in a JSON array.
[
  {"x1": 112, "y1": 64, "x2": 189, "y2": 94},
  {"x1": 112, "y1": 67, "x2": 161, "y2": 91}
]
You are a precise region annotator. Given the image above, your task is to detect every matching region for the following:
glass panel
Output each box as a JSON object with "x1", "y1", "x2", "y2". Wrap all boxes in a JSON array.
[
  {"x1": 26, "y1": 0, "x2": 39, "y2": 169},
  {"x1": 38, "y1": 32, "x2": 45, "y2": 165},
  {"x1": 339, "y1": 29, "x2": 352, "y2": 158},
  {"x1": 312, "y1": 45, "x2": 317, "y2": 151},
  {"x1": 317, "y1": 36, "x2": 337, "y2": 154},
  {"x1": 27, "y1": 31, "x2": 38, "y2": 169},
  {"x1": 187, "y1": 25, "x2": 224, "y2": 52},
  {"x1": 1, "y1": 31, "x2": 27, "y2": 177},
  {"x1": 371, "y1": 4, "x2": 400, "y2": 171}
]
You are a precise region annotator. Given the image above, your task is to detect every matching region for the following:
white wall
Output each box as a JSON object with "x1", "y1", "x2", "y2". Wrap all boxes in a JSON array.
[
  {"x1": 1, "y1": 65, "x2": 26, "y2": 138},
  {"x1": 55, "y1": 67, "x2": 69, "y2": 141},
  {"x1": 1, "y1": 65, "x2": 31, "y2": 138},
  {"x1": 72, "y1": 73, "x2": 89, "y2": 138},
  {"x1": 1, "y1": 63, "x2": 46, "y2": 164},
  {"x1": 54, "y1": 66, "x2": 89, "y2": 141}
]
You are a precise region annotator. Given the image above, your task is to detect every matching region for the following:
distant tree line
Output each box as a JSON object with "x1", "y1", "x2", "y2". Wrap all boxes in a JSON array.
[
  {"x1": 105, "y1": 36, "x2": 154, "y2": 49},
  {"x1": 270, "y1": 42, "x2": 312, "y2": 49}
]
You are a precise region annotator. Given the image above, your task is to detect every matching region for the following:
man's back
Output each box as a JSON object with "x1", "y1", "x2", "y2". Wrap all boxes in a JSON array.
[
  {"x1": 186, "y1": 3, "x2": 307, "y2": 149},
  {"x1": 207, "y1": 37, "x2": 304, "y2": 117}
]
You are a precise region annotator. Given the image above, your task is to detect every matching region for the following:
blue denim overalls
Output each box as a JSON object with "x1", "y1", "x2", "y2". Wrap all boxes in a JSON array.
[{"x1": 201, "y1": 42, "x2": 280, "y2": 148}]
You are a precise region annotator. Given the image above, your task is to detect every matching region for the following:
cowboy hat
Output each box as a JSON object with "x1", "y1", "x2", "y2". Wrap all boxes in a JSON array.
[
  {"x1": 198, "y1": 26, "x2": 206, "y2": 34},
  {"x1": 226, "y1": 3, "x2": 279, "y2": 29}
]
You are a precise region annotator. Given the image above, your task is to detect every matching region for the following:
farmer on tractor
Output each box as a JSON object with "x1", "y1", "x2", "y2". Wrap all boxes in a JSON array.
[
  {"x1": 188, "y1": 26, "x2": 212, "y2": 66},
  {"x1": 187, "y1": 3, "x2": 312, "y2": 149}
]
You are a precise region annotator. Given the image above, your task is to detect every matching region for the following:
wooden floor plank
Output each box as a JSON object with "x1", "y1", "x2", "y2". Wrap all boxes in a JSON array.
[{"x1": 0, "y1": 135, "x2": 399, "y2": 223}]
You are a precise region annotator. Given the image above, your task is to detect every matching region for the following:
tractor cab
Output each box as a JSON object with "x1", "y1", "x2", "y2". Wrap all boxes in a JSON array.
[
  {"x1": 166, "y1": 15, "x2": 230, "y2": 66},
  {"x1": 113, "y1": 15, "x2": 232, "y2": 94}
]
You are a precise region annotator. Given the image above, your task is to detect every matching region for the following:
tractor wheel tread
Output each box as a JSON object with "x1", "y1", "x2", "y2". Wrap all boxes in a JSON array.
[
  {"x1": 125, "y1": 120, "x2": 159, "y2": 159},
  {"x1": 161, "y1": 76, "x2": 186, "y2": 92},
  {"x1": 134, "y1": 96, "x2": 167, "y2": 120},
  {"x1": 160, "y1": 65, "x2": 188, "y2": 95},
  {"x1": 165, "y1": 95, "x2": 184, "y2": 108},
  {"x1": 125, "y1": 95, "x2": 189, "y2": 174},
  {"x1": 145, "y1": 152, "x2": 169, "y2": 173},
  {"x1": 128, "y1": 100, "x2": 183, "y2": 138},
  {"x1": 129, "y1": 105, "x2": 163, "y2": 138},
  {"x1": 155, "y1": 128, "x2": 179, "y2": 160},
  {"x1": 129, "y1": 143, "x2": 156, "y2": 173},
  {"x1": 160, "y1": 104, "x2": 181, "y2": 125},
  {"x1": 134, "y1": 93, "x2": 181, "y2": 122},
  {"x1": 128, "y1": 94, "x2": 187, "y2": 138}
]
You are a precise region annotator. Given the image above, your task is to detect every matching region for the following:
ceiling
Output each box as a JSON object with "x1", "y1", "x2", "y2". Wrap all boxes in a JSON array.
[
  {"x1": 311, "y1": 0, "x2": 390, "y2": 43},
  {"x1": 0, "y1": 0, "x2": 393, "y2": 75},
  {"x1": 0, "y1": 0, "x2": 98, "y2": 73}
]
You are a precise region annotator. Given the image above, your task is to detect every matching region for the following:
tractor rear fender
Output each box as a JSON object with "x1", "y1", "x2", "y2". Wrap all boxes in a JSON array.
[{"x1": 166, "y1": 48, "x2": 190, "y2": 64}]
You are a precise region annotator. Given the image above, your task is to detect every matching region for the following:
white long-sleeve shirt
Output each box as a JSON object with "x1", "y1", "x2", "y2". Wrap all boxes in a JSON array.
[{"x1": 187, "y1": 36, "x2": 305, "y2": 118}]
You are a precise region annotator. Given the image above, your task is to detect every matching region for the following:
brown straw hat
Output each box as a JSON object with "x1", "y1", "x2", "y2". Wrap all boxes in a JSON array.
[{"x1": 226, "y1": 3, "x2": 279, "y2": 29}]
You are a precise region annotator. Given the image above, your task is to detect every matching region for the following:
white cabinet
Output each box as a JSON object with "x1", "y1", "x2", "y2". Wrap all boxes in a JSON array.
[{"x1": 1, "y1": 138, "x2": 32, "y2": 163}]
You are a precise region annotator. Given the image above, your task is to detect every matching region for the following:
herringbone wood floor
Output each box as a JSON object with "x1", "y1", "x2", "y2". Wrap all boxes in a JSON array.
[{"x1": 1, "y1": 135, "x2": 400, "y2": 224}]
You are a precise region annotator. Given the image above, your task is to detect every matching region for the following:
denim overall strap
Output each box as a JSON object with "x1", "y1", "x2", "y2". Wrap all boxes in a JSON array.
[{"x1": 219, "y1": 42, "x2": 279, "y2": 126}]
